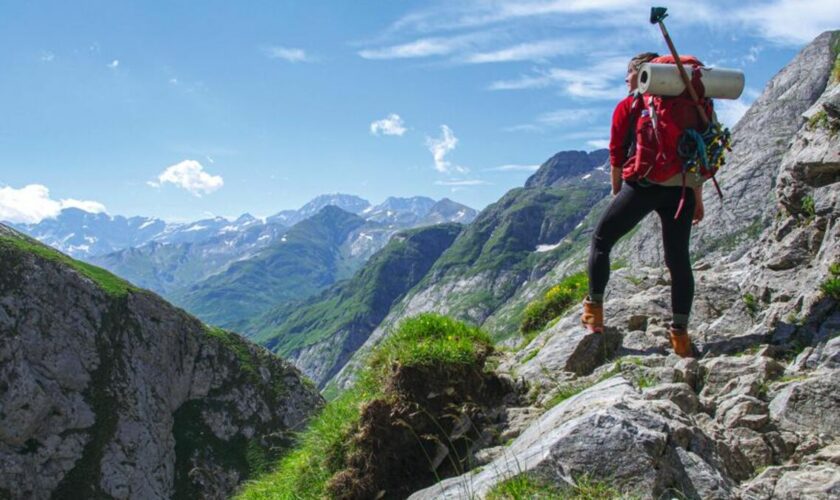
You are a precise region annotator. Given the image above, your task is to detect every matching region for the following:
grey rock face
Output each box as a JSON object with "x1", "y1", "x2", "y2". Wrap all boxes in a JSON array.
[
  {"x1": 510, "y1": 315, "x2": 621, "y2": 380},
  {"x1": 769, "y1": 372, "x2": 840, "y2": 437},
  {"x1": 739, "y1": 462, "x2": 840, "y2": 500},
  {"x1": 0, "y1": 228, "x2": 322, "y2": 499},
  {"x1": 410, "y1": 377, "x2": 733, "y2": 500}
]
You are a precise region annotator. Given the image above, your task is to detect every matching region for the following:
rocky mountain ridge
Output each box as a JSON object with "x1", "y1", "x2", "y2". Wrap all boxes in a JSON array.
[
  {"x1": 0, "y1": 225, "x2": 323, "y2": 499},
  {"x1": 11, "y1": 193, "x2": 475, "y2": 263}
]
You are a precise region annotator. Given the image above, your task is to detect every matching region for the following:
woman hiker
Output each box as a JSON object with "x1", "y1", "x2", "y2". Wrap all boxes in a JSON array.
[{"x1": 580, "y1": 52, "x2": 704, "y2": 358}]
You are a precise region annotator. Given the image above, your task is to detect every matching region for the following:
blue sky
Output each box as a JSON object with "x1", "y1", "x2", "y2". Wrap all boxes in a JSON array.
[{"x1": 0, "y1": 0, "x2": 837, "y2": 223}]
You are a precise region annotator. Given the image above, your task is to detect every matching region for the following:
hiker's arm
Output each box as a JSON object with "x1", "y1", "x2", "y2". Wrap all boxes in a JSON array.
[
  {"x1": 611, "y1": 167, "x2": 623, "y2": 195},
  {"x1": 692, "y1": 185, "x2": 704, "y2": 224}
]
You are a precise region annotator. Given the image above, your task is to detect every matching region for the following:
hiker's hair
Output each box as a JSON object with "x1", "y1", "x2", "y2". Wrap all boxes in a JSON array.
[{"x1": 628, "y1": 52, "x2": 659, "y2": 72}]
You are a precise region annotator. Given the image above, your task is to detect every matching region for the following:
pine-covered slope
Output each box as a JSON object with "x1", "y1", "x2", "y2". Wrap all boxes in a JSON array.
[
  {"x1": 171, "y1": 206, "x2": 367, "y2": 330},
  {"x1": 252, "y1": 223, "x2": 464, "y2": 387},
  {"x1": 0, "y1": 224, "x2": 322, "y2": 499}
]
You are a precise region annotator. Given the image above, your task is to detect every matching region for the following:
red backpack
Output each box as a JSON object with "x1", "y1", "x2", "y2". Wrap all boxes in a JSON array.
[{"x1": 623, "y1": 55, "x2": 730, "y2": 217}]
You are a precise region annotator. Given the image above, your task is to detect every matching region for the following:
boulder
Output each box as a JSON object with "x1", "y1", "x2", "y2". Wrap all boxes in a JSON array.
[
  {"x1": 409, "y1": 377, "x2": 733, "y2": 500},
  {"x1": 769, "y1": 371, "x2": 840, "y2": 437}
]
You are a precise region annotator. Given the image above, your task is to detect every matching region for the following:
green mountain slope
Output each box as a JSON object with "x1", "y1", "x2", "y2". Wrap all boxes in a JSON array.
[
  {"x1": 171, "y1": 206, "x2": 366, "y2": 330},
  {"x1": 252, "y1": 223, "x2": 463, "y2": 386}
]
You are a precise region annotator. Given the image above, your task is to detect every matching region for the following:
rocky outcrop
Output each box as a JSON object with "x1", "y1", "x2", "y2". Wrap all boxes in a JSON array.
[
  {"x1": 411, "y1": 32, "x2": 840, "y2": 498},
  {"x1": 0, "y1": 226, "x2": 322, "y2": 499},
  {"x1": 524, "y1": 149, "x2": 609, "y2": 188}
]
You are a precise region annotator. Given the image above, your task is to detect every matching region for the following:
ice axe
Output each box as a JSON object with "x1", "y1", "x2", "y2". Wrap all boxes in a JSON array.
[
  {"x1": 650, "y1": 6, "x2": 709, "y2": 126},
  {"x1": 650, "y1": 6, "x2": 724, "y2": 200}
]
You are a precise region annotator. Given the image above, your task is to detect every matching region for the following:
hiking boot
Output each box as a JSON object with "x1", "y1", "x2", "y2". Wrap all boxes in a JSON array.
[
  {"x1": 581, "y1": 299, "x2": 604, "y2": 334},
  {"x1": 669, "y1": 326, "x2": 693, "y2": 358}
]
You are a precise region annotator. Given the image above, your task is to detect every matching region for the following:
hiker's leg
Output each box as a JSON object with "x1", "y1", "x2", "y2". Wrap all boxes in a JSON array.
[
  {"x1": 588, "y1": 182, "x2": 655, "y2": 301},
  {"x1": 656, "y1": 188, "x2": 696, "y2": 327}
]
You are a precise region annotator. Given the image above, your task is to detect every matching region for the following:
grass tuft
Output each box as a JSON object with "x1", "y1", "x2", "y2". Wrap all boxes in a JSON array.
[
  {"x1": 520, "y1": 271, "x2": 588, "y2": 336},
  {"x1": 820, "y1": 262, "x2": 840, "y2": 301},
  {"x1": 235, "y1": 313, "x2": 491, "y2": 499},
  {"x1": 487, "y1": 472, "x2": 627, "y2": 499}
]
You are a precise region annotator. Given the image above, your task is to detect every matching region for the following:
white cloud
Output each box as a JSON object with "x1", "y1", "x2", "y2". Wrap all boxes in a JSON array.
[
  {"x1": 0, "y1": 184, "x2": 106, "y2": 224},
  {"x1": 40, "y1": 51, "x2": 55, "y2": 62},
  {"x1": 487, "y1": 164, "x2": 540, "y2": 172},
  {"x1": 463, "y1": 39, "x2": 576, "y2": 63},
  {"x1": 716, "y1": 99, "x2": 752, "y2": 128},
  {"x1": 150, "y1": 160, "x2": 224, "y2": 197},
  {"x1": 108, "y1": 59, "x2": 119, "y2": 69},
  {"x1": 435, "y1": 179, "x2": 488, "y2": 186},
  {"x1": 734, "y1": 0, "x2": 840, "y2": 45},
  {"x1": 264, "y1": 46, "x2": 310, "y2": 63},
  {"x1": 390, "y1": 0, "x2": 641, "y2": 33},
  {"x1": 537, "y1": 109, "x2": 597, "y2": 125},
  {"x1": 426, "y1": 125, "x2": 467, "y2": 174},
  {"x1": 359, "y1": 37, "x2": 466, "y2": 60},
  {"x1": 587, "y1": 139, "x2": 610, "y2": 149},
  {"x1": 370, "y1": 114, "x2": 407, "y2": 136},
  {"x1": 490, "y1": 57, "x2": 627, "y2": 100}
]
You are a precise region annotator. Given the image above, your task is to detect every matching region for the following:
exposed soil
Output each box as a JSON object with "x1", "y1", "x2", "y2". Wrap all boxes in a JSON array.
[{"x1": 326, "y1": 360, "x2": 517, "y2": 499}]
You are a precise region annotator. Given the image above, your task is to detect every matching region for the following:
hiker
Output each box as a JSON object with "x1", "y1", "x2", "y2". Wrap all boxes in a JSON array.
[{"x1": 580, "y1": 51, "x2": 704, "y2": 358}]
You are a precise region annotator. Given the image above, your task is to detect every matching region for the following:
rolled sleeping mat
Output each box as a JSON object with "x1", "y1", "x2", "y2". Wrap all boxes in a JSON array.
[{"x1": 638, "y1": 63, "x2": 745, "y2": 99}]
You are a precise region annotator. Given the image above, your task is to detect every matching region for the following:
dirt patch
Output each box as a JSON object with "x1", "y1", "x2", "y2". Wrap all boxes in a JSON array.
[{"x1": 326, "y1": 361, "x2": 516, "y2": 499}]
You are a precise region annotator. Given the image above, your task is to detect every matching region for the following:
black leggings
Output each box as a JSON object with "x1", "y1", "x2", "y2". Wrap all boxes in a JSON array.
[{"x1": 588, "y1": 181, "x2": 695, "y2": 323}]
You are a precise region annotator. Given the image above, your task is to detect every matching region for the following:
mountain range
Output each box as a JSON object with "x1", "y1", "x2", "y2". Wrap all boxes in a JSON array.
[{"x1": 2, "y1": 31, "x2": 839, "y2": 499}]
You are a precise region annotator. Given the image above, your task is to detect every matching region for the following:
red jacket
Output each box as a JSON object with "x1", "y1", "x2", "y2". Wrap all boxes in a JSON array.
[{"x1": 608, "y1": 93, "x2": 642, "y2": 170}]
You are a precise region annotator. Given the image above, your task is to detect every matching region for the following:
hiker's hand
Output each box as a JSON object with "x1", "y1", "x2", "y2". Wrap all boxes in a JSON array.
[
  {"x1": 611, "y1": 168, "x2": 622, "y2": 196},
  {"x1": 692, "y1": 202, "x2": 704, "y2": 225}
]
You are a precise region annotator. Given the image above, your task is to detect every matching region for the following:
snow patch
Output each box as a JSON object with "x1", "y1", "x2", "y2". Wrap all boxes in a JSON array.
[
  {"x1": 581, "y1": 173, "x2": 592, "y2": 180},
  {"x1": 138, "y1": 219, "x2": 157, "y2": 230},
  {"x1": 535, "y1": 242, "x2": 562, "y2": 253}
]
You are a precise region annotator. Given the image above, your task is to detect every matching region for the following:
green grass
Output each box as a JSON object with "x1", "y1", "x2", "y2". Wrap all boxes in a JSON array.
[
  {"x1": 820, "y1": 262, "x2": 840, "y2": 301},
  {"x1": 743, "y1": 293, "x2": 759, "y2": 317},
  {"x1": 520, "y1": 271, "x2": 588, "y2": 335},
  {"x1": 801, "y1": 195, "x2": 816, "y2": 218},
  {"x1": 0, "y1": 234, "x2": 137, "y2": 297},
  {"x1": 369, "y1": 313, "x2": 491, "y2": 369},
  {"x1": 633, "y1": 373, "x2": 656, "y2": 390},
  {"x1": 235, "y1": 313, "x2": 492, "y2": 499},
  {"x1": 544, "y1": 365, "x2": 622, "y2": 410},
  {"x1": 487, "y1": 473, "x2": 626, "y2": 499}
]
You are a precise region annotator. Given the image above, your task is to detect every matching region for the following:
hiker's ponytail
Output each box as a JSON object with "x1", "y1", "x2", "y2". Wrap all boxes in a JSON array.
[{"x1": 629, "y1": 52, "x2": 659, "y2": 72}]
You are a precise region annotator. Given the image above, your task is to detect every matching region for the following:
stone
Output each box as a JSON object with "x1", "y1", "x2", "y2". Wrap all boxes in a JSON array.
[
  {"x1": 715, "y1": 395, "x2": 769, "y2": 431},
  {"x1": 674, "y1": 358, "x2": 701, "y2": 391},
  {"x1": 769, "y1": 371, "x2": 840, "y2": 437},
  {"x1": 515, "y1": 315, "x2": 621, "y2": 383},
  {"x1": 739, "y1": 463, "x2": 840, "y2": 500},
  {"x1": 409, "y1": 377, "x2": 734, "y2": 500},
  {"x1": 643, "y1": 383, "x2": 700, "y2": 415}
]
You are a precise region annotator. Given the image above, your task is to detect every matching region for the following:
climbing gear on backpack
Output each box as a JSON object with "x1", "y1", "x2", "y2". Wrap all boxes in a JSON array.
[
  {"x1": 669, "y1": 325, "x2": 693, "y2": 358},
  {"x1": 581, "y1": 298, "x2": 604, "y2": 334},
  {"x1": 619, "y1": 6, "x2": 745, "y2": 220}
]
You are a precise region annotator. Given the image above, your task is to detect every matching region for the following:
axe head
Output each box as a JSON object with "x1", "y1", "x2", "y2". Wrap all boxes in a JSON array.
[{"x1": 650, "y1": 7, "x2": 668, "y2": 24}]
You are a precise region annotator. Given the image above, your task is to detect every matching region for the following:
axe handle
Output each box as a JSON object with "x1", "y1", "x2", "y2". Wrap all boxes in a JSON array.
[{"x1": 656, "y1": 21, "x2": 710, "y2": 127}]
